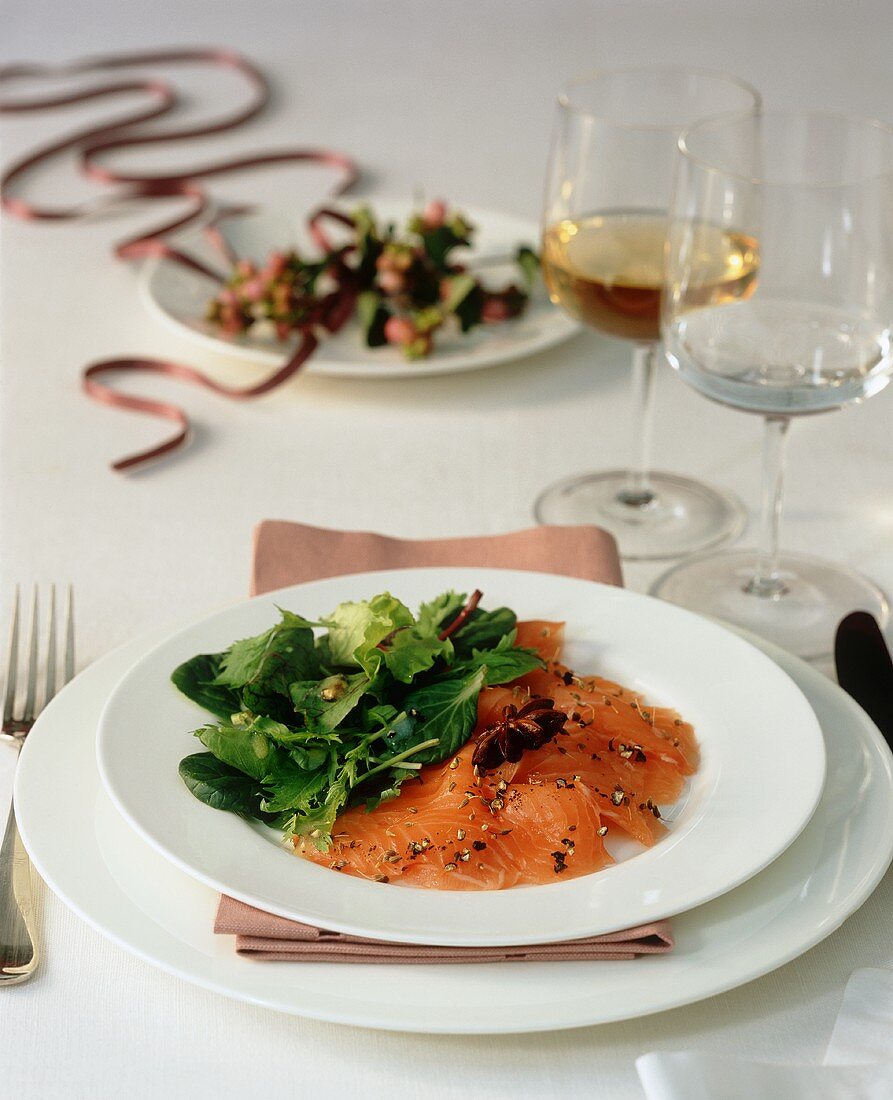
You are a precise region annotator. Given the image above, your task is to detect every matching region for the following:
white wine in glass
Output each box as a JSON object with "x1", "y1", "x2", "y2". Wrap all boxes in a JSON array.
[
  {"x1": 535, "y1": 67, "x2": 760, "y2": 560},
  {"x1": 542, "y1": 209, "x2": 759, "y2": 342}
]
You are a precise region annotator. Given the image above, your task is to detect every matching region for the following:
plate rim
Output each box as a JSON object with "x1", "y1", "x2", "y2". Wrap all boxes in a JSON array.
[
  {"x1": 14, "y1": 620, "x2": 893, "y2": 1033},
  {"x1": 140, "y1": 201, "x2": 581, "y2": 379},
  {"x1": 94, "y1": 566, "x2": 827, "y2": 945}
]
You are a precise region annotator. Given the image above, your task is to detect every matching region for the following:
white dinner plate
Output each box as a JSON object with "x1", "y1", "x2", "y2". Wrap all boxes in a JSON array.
[
  {"x1": 95, "y1": 568, "x2": 825, "y2": 946},
  {"x1": 140, "y1": 203, "x2": 580, "y2": 378},
  {"x1": 15, "y1": 623, "x2": 893, "y2": 1033}
]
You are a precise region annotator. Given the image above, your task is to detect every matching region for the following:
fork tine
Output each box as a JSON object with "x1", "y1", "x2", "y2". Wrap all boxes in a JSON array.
[
  {"x1": 22, "y1": 587, "x2": 39, "y2": 722},
  {"x1": 2, "y1": 586, "x2": 20, "y2": 723},
  {"x1": 64, "y1": 585, "x2": 75, "y2": 684},
  {"x1": 45, "y1": 584, "x2": 57, "y2": 705}
]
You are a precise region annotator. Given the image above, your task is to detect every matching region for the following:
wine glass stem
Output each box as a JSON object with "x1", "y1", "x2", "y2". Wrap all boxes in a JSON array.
[
  {"x1": 616, "y1": 342, "x2": 658, "y2": 508},
  {"x1": 745, "y1": 415, "x2": 791, "y2": 599}
]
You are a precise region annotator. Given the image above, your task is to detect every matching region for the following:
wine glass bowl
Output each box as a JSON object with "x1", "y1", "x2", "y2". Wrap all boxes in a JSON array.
[
  {"x1": 653, "y1": 110, "x2": 893, "y2": 658},
  {"x1": 536, "y1": 67, "x2": 760, "y2": 560},
  {"x1": 664, "y1": 111, "x2": 893, "y2": 417}
]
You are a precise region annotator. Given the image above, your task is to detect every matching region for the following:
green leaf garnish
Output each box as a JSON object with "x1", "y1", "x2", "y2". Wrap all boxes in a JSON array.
[{"x1": 171, "y1": 653, "x2": 240, "y2": 721}]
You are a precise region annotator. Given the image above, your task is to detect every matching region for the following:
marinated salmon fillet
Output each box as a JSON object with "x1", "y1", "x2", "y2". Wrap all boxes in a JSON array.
[{"x1": 298, "y1": 620, "x2": 698, "y2": 889}]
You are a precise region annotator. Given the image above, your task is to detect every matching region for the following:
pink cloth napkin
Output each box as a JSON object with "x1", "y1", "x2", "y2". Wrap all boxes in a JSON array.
[
  {"x1": 249, "y1": 520, "x2": 623, "y2": 596},
  {"x1": 215, "y1": 520, "x2": 675, "y2": 963},
  {"x1": 215, "y1": 896, "x2": 674, "y2": 962}
]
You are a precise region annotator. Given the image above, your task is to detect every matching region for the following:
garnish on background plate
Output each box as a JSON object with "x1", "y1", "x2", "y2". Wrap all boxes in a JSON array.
[
  {"x1": 206, "y1": 201, "x2": 540, "y2": 360},
  {"x1": 173, "y1": 589, "x2": 544, "y2": 847}
]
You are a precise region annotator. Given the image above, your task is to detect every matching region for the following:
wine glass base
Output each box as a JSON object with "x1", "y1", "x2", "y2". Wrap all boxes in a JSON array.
[
  {"x1": 650, "y1": 549, "x2": 891, "y2": 660},
  {"x1": 533, "y1": 469, "x2": 746, "y2": 562}
]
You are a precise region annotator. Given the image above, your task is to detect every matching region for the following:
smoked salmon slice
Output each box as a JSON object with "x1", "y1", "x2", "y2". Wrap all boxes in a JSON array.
[{"x1": 298, "y1": 621, "x2": 698, "y2": 889}]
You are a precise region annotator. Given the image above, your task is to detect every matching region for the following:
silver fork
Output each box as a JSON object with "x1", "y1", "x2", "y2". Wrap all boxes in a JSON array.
[{"x1": 0, "y1": 585, "x2": 75, "y2": 984}]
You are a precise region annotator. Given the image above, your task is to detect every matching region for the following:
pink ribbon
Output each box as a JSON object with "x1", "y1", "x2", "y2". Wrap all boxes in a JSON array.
[{"x1": 0, "y1": 49, "x2": 358, "y2": 471}]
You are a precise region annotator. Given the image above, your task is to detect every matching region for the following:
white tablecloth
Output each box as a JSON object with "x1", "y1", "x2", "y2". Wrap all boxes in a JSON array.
[{"x1": 3, "y1": 1, "x2": 893, "y2": 1096}]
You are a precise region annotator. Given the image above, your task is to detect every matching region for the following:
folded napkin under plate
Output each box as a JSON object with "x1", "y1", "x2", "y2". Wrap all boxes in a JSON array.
[{"x1": 217, "y1": 895, "x2": 674, "y2": 963}]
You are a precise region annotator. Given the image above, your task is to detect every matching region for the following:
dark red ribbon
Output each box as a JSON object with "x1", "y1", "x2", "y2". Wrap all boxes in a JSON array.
[{"x1": 0, "y1": 49, "x2": 358, "y2": 471}]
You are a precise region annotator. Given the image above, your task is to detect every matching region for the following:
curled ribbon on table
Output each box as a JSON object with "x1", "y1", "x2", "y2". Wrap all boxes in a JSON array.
[{"x1": 0, "y1": 48, "x2": 358, "y2": 471}]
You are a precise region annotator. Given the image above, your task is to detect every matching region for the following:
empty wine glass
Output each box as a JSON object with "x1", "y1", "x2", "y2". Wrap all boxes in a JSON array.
[
  {"x1": 536, "y1": 67, "x2": 760, "y2": 560},
  {"x1": 653, "y1": 110, "x2": 893, "y2": 658}
]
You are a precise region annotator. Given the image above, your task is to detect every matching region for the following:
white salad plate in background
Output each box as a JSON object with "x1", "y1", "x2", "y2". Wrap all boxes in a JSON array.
[
  {"x1": 140, "y1": 203, "x2": 580, "y2": 378},
  {"x1": 95, "y1": 568, "x2": 825, "y2": 946},
  {"x1": 15, "y1": 622, "x2": 893, "y2": 1033}
]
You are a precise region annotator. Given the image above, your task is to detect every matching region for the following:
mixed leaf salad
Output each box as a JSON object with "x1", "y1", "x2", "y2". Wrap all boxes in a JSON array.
[{"x1": 173, "y1": 590, "x2": 545, "y2": 849}]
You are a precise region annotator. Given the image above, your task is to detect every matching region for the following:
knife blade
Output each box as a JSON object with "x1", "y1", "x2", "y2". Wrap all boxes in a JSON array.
[{"x1": 835, "y1": 611, "x2": 893, "y2": 750}]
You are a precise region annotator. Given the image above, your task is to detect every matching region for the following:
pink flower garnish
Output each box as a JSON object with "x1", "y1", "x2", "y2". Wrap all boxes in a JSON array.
[
  {"x1": 481, "y1": 297, "x2": 511, "y2": 323},
  {"x1": 384, "y1": 316, "x2": 417, "y2": 346},
  {"x1": 422, "y1": 199, "x2": 447, "y2": 229},
  {"x1": 264, "y1": 251, "x2": 288, "y2": 278},
  {"x1": 240, "y1": 277, "x2": 265, "y2": 302},
  {"x1": 378, "y1": 269, "x2": 405, "y2": 295}
]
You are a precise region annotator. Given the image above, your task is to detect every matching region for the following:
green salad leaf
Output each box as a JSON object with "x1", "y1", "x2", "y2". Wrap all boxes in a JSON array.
[
  {"x1": 400, "y1": 665, "x2": 488, "y2": 763},
  {"x1": 203, "y1": 610, "x2": 322, "y2": 723},
  {"x1": 178, "y1": 753, "x2": 272, "y2": 820},
  {"x1": 356, "y1": 290, "x2": 390, "y2": 347},
  {"x1": 447, "y1": 630, "x2": 543, "y2": 686},
  {"x1": 324, "y1": 594, "x2": 411, "y2": 666},
  {"x1": 381, "y1": 626, "x2": 451, "y2": 683},
  {"x1": 213, "y1": 610, "x2": 318, "y2": 687},
  {"x1": 171, "y1": 654, "x2": 240, "y2": 721},
  {"x1": 416, "y1": 590, "x2": 466, "y2": 633},
  {"x1": 516, "y1": 245, "x2": 540, "y2": 289},
  {"x1": 452, "y1": 606, "x2": 517, "y2": 653},
  {"x1": 259, "y1": 758, "x2": 329, "y2": 815},
  {"x1": 196, "y1": 718, "x2": 282, "y2": 782},
  {"x1": 290, "y1": 671, "x2": 371, "y2": 732},
  {"x1": 172, "y1": 589, "x2": 545, "y2": 847}
]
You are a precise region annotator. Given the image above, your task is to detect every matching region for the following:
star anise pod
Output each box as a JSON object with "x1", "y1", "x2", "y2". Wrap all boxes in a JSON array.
[{"x1": 471, "y1": 697, "x2": 567, "y2": 770}]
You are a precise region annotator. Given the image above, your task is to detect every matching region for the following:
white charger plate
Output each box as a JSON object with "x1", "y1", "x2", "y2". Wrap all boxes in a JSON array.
[
  {"x1": 140, "y1": 203, "x2": 580, "y2": 378},
  {"x1": 15, "y1": 622, "x2": 893, "y2": 1033},
  {"x1": 95, "y1": 568, "x2": 825, "y2": 946}
]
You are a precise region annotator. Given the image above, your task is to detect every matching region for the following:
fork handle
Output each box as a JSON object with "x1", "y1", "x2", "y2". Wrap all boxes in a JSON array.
[{"x1": 0, "y1": 798, "x2": 38, "y2": 982}]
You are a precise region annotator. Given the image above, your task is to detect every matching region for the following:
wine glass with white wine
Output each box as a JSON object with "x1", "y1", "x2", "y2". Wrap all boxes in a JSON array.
[
  {"x1": 653, "y1": 110, "x2": 893, "y2": 658},
  {"x1": 536, "y1": 67, "x2": 760, "y2": 560}
]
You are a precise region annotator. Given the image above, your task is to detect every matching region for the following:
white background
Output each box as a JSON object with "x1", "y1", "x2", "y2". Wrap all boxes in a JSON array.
[{"x1": 2, "y1": 1, "x2": 893, "y2": 1096}]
